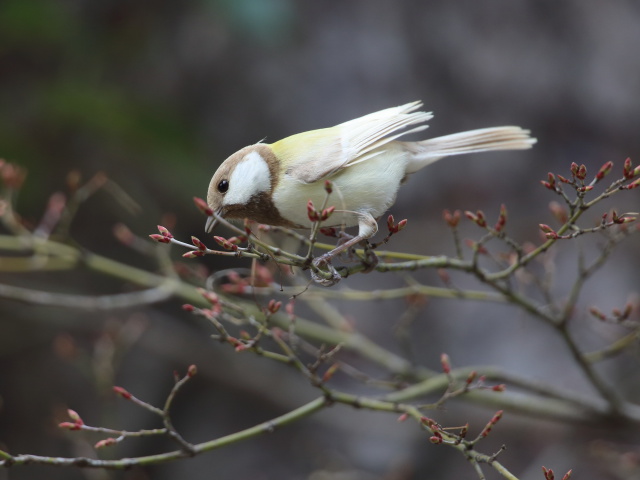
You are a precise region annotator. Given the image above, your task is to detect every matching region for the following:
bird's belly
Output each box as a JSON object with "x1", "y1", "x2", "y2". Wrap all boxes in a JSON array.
[{"x1": 273, "y1": 151, "x2": 407, "y2": 229}]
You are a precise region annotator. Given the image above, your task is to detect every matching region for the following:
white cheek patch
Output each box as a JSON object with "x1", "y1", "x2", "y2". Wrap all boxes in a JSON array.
[{"x1": 223, "y1": 151, "x2": 271, "y2": 206}]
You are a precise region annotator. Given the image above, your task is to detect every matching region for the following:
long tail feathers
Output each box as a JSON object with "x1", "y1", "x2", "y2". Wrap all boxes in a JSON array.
[{"x1": 404, "y1": 126, "x2": 536, "y2": 174}]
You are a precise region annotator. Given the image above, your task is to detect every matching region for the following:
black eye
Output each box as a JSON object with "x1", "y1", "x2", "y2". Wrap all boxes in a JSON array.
[{"x1": 217, "y1": 179, "x2": 229, "y2": 193}]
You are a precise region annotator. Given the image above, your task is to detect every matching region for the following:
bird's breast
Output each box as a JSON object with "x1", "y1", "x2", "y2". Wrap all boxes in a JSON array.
[{"x1": 273, "y1": 148, "x2": 408, "y2": 228}]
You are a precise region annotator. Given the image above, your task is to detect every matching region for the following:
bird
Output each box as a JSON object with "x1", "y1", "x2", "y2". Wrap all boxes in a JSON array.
[{"x1": 205, "y1": 101, "x2": 535, "y2": 281}]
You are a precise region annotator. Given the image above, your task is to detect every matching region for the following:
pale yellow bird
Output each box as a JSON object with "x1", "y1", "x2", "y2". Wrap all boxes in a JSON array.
[{"x1": 206, "y1": 101, "x2": 535, "y2": 276}]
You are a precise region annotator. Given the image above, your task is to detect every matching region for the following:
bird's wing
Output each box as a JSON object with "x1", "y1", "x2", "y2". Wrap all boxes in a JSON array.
[{"x1": 274, "y1": 101, "x2": 433, "y2": 184}]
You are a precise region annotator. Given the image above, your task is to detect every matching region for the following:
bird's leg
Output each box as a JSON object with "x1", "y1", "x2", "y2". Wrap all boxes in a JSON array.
[
  {"x1": 311, "y1": 213, "x2": 379, "y2": 284},
  {"x1": 358, "y1": 239, "x2": 379, "y2": 273}
]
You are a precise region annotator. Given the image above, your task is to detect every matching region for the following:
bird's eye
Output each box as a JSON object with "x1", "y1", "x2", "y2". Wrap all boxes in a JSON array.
[{"x1": 217, "y1": 179, "x2": 229, "y2": 193}]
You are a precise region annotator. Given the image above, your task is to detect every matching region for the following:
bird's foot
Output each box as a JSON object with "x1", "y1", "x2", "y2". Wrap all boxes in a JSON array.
[
  {"x1": 359, "y1": 245, "x2": 379, "y2": 273},
  {"x1": 311, "y1": 255, "x2": 342, "y2": 287}
]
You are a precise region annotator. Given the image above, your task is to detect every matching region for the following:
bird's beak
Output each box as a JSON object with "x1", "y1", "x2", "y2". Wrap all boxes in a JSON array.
[{"x1": 205, "y1": 215, "x2": 218, "y2": 233}]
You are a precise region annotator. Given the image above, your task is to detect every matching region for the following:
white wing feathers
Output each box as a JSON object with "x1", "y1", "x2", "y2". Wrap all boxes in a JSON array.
[
  {"x1": 283, "y1": 101, "x2": 432, "y2": 184},
  {"x1": 337, "y1": 101, "x2": 432, "y2": 167}
]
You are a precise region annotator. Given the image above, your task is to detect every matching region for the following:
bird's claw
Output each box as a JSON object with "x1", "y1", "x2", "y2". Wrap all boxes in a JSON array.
[
  {"x1": 311, "y1": 255, "x2": 341, "y2": 287},
  {"x1": 359, "y1": 249, "x2": 379, "y2": 273}
]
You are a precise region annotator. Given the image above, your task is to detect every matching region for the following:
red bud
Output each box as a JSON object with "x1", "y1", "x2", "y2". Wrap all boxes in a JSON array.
[
  {"x1": 440, "y1": 353, "x2": 451, "y2": 374},
  {"x1": 549, "y1": 201, "x2": 568, "y2": 224},
  {"x1": 67, "y1": 409, "x2": 83, "y2": 424},
  {"x1": 576, "y1": 164, "x2": 587, "y2": 180},
  {"x1": 480, "y1": 410, "x2": 503, "y2": 437},
  {"x1": 214, "y1": 236, "x2": 238, "y2": 251},
  {"x1": 443, "y1": 209, "x2": 461, "y2": 227},
  {"x1": 570, "y1": 162, "x2": 579, "y2": 175},
  {"x1": 387, "y1": 214, "x2": 395, "y2": 232},
  {"x1": 466, "y1": 371, "x2": 477, "y2": 385},
  {"x1": 542, "y1": 467, "x2": 555, "y2": 480},
  {"x1": 267, "y1": 299, "x2": 282, "y2": 314},
  {"x1": 113, "y1": 386, "x2": 132, "y2": 399},
  {"x1": 625, "y1": 178, "x2": 640, "y2": 190},
  {"x1": 541, "y1": 173, "x2": 556, "y2": 190},
  {"x1": 307, "y1": 200, "x2": 319, "y2": 222},
  {"x1": 595, "y1": 161, "x2": 613, "y2": 181},
  {"x1": 322, "y1": 363, "x2": 339, "y2": 383},
  {"x1": 187, "y1": 364, "x2": 198, "y2": 377},
  {"x1": 494, "y1": 204, "x2": 507, "y2": 231},
  {"x1": 321, "y1": 205, "x2": 336, "y2": 221},
  {"x1": 286, "y1": 300, "x2": 295, "y2": 320},
  {"x1": 623, "y1": 157, "x2": 633, "y2": 178},
  {"x1": 191, "y1": 236, "x2": 207, "y2": 251},
  {"x1": 320, "y1": 227, "x2": 338, "y2": 237},
  {"x1": 198, "y1": 288, "x2": 219, "y2": 305},
  {"x1": 59, "y1": 421, "x2": 82, "y2": 430},
  {"x1": 193, "y1": 197, "x2": 213, "y2": 216},
  {"x1": 183, "y1": 250, "x2": 205, "y2": 258},
  {"x1": 149, "y1": 234, "x2": 171, "y2": 244},
  {"x1": 95, "y1": 437, "x2": 118, "y2": 449}
]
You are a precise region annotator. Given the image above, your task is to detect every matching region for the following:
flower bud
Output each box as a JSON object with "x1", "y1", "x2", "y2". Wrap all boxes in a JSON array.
[
  {"x1": 576, "y1": 164, "x2": 587, "y2": 180},
  {"x1": 320, "y1": 227, "x2": 338, "y2": 237},
  {"x1": 67, "y1": 409, "x2": 83, "y2": 424},
  {"x1": 549, "y1": 201, "x2": 568, "y2": 224},
  {"x1": 321, "y1": 206, "x2": 336, "y2": 221},
  {"x1": 440, "y1": 353, "x2": 451, "y2": 374},
  {"x1": 59, "y1": 421, "x2": 82, "y2": 430},
  {"x1": 322, "y1": 363, "x2": 340, "y2": 383},
  {"x1": 307, "y1": 200, "x2": 319, "y2": 222},
  {"x1": 113, "y1": 386, "x2": 132, "y2": 399},
  {"x1": 387, "y1": 214, "x2": 395, "y2": 232},
  {"x1": 149, "y1": 234, "x2": 172, "y2": 244},
  {"x1": 214, "y1": 236, "x2": 238, "y2": 251},
  {"x1": 542, "y1": 466, "x2": 555, "y2": 480},
  {"x1": 466, "y1": 371, "x2": 477, "y2": 385},
  {"x1": 397, "y1": 413, "x2": 409, "y2": 422},
  {"x1": 494, "y1": 204, "x2": 507, "y2": 232},
  {"x1": 625, "y1": 178, "x2": 640, "y2": 190},
  {"x1": 198, "y1": 288, "x2": 219, "y2": 305},
  {"x1": 191, "y1": 236, "x2": 207, "y2": 251},
  {"x1": 570, "y1": 162, "x2": 579, "y2": 175},
  {"x1": 443, "y1": 209, "x2": 461, "y2": 227},
  {"x1": 267, "y1": 299, "x2": 282, "y2": 314},
  {"x1": 95, "y1": 437, "x2": 117, "y2": 449},
  {"x1": 623, "y1": 157, "x2": 633, "y2": 178},
  {"x1": 595, "y1": 161, "x2": 613, "y2": 181},
  {"x1": 193, "y1": 197, "x2": 213, "y2": 216}
]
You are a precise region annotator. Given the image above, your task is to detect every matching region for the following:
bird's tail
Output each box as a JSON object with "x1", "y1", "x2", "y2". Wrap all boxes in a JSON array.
[{"x1": 403, "y1": 126, "x2": 536, "y2": 174}]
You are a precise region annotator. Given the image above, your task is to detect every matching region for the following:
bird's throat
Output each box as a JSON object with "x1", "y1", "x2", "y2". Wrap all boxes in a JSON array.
[{"x1": 222, "y1": 192, "x2": 303, "y2": 228}]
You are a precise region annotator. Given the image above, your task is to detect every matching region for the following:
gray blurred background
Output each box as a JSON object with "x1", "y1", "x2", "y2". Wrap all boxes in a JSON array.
[{"x1": 1, "y1": 1, "x2": 639, "y2": 479}]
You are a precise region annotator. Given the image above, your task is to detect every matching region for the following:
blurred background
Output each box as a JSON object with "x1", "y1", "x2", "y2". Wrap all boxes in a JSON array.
[{"x1": 1, "y1": 1, "x2": 639, "y2": 479}]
